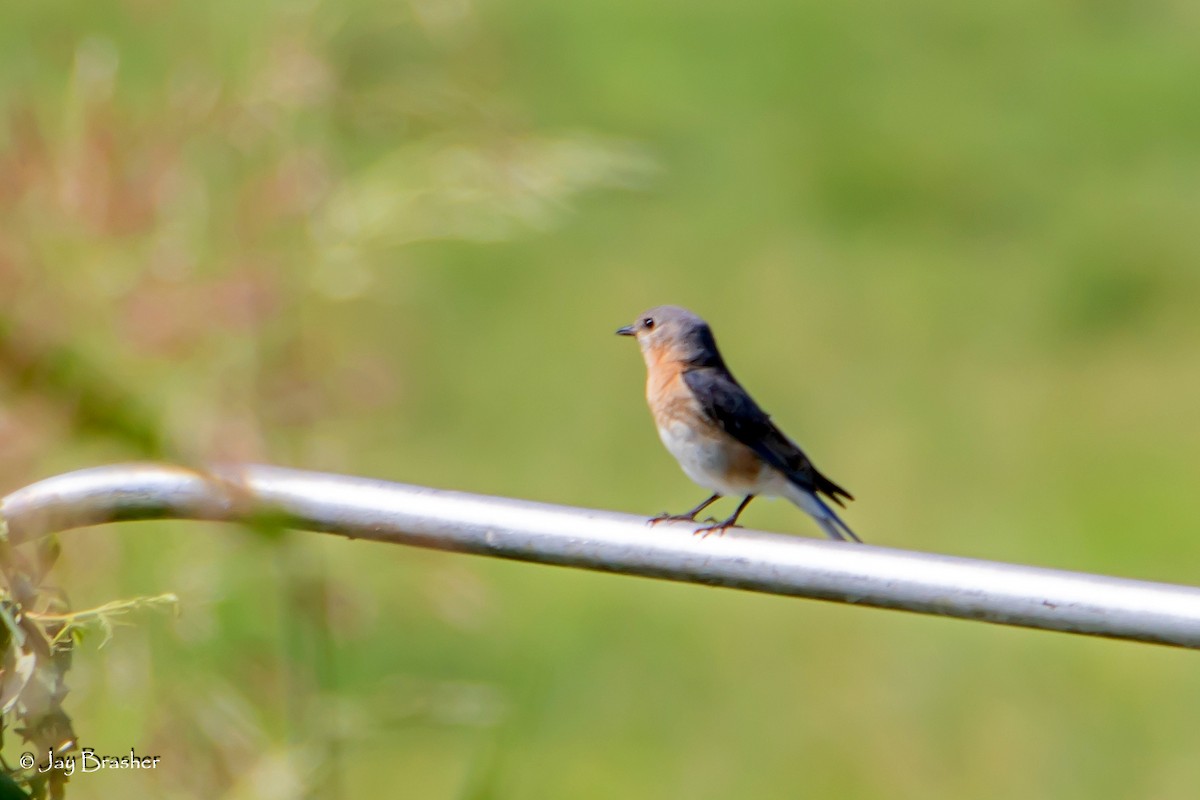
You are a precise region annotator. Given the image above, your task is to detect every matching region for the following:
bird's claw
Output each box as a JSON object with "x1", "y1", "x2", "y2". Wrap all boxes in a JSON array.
[
  {"x1": 647, "y1": 512, "x2": 698, "y2": 527},
  {"x1": 692, "y1": 522, "x2": 741, "y2": 538}
]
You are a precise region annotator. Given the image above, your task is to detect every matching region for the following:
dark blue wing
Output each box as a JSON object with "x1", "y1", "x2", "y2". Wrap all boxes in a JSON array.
[{"x1": 682, "y1": 367, "x2": 853, "y2": 506}]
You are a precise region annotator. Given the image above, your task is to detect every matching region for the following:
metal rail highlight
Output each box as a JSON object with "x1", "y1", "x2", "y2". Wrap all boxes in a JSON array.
[{"x1": 2, "y1": 463, "x2": 1198, "y2": 648}]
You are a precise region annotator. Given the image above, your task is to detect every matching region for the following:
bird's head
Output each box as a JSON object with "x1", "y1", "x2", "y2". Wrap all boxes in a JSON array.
[{"x1": 617, "y1": 305, "x2": 725, "y2": 369}]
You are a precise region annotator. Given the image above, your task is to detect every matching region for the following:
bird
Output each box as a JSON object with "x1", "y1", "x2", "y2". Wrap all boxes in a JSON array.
[{"x1": 617, "y1": 305, "x2": 861, "y2": 542}]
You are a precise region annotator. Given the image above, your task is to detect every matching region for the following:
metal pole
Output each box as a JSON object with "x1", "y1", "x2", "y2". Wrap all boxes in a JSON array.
[{"x1": 3, "y1": 463, "x2": 1199, "y2": 649}]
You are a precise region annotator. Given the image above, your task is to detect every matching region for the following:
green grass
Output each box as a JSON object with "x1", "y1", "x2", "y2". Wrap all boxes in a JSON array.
[{"x1": 3, "y1": 0, "x2": 1200, "y2": 797}]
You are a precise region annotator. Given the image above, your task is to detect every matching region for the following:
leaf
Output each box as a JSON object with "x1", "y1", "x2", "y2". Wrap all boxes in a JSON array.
[{"x1": 0, "y1": 647, "x2": 35, "y2": 715}]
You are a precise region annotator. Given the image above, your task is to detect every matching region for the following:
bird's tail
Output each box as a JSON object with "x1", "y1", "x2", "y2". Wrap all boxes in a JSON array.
[{"x1": 783, "y1": 482, "x2": 862, "y2": 543}]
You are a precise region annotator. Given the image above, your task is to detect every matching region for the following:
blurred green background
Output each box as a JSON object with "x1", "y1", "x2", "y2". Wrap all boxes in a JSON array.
[{"x1": 2, "y1": 0, "x2": 1200, "y2": 797}]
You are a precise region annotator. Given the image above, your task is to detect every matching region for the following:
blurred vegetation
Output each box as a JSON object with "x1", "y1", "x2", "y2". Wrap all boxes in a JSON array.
[{"x1": 1, "y1": 0, "x2": 1199, "y2": 797}]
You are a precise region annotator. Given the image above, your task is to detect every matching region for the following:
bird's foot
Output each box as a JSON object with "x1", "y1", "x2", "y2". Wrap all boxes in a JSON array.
[
  {"x1": 693, "y1": 522, "x2": 741, "y2": 538},
  {"x1": 647, "y1": 512, "x2": 700, "y2": 526}
]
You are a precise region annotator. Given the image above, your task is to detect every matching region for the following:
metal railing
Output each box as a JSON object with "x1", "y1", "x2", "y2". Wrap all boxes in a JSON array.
[{"x1": 2, "y1": 462, "x2": 1199, "y2": 649}]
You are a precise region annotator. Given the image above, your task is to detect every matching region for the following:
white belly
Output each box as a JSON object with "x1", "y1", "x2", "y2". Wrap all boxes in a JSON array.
[{"x1": 656, "y1": 420, "x2": 787, "y2": 497}]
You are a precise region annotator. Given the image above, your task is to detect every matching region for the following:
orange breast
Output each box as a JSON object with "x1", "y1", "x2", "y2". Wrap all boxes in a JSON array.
[{"x1": 645, "y1": 359, "x2": 694, "y2": 427}]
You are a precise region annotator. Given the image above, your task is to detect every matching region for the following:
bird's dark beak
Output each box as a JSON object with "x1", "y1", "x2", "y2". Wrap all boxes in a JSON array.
[{"x1": 616, "y1": 325, "x2": 636, "y2": 336}]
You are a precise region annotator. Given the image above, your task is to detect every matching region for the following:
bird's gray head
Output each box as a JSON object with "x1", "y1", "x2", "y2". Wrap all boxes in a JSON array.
[{"x1": 616, "y1": 305, "x2": 726, "y2": 369}]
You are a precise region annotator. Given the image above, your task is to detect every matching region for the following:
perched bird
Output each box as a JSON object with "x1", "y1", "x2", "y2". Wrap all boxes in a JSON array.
[{"x1": 617, "y1": 305, "x2": 860, "y2": 542}]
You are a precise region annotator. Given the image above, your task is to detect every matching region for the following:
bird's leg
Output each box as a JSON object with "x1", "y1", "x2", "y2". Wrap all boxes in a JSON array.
[
  {"x1": 694, "y1": 495, "x2": 755, "y2": 537},
  {"x1": 649, "y1": 493, "x2": 721, "y2": 525}
]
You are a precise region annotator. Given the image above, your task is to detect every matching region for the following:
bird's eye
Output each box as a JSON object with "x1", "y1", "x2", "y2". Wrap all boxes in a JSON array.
[{"x1": 642, "y1": 317, "x2": 655, "y2": 329}]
